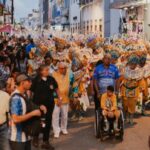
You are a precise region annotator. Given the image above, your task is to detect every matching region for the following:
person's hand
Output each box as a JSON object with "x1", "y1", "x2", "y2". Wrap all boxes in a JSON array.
[
  {"x1": 40, "y1": 105, "x2": 47, "y2": 114},
  {"x1": 31, "y1": 110, "x2": 42, "y2": 117},
  {"x1": 57, "y1": 98, "x2": 62, "y2": 107},
  {"x1": 57, "y1": 100, "x2": 62, "y2": 107}
]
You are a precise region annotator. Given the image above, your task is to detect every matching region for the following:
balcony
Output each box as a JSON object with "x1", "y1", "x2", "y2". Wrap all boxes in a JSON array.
[{"x1": 111, "y1": 0, "x2": 149, "y2": 9}]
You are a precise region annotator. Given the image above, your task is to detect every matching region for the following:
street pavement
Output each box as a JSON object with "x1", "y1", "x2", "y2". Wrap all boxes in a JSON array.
[{"x1": 33, "y1": 106, "x2": 150, "y2": 150}]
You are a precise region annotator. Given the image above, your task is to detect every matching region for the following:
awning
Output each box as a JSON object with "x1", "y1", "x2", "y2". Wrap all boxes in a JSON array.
[{"x1": 0, "y1": 24, "x2": 12, "y2": 33}]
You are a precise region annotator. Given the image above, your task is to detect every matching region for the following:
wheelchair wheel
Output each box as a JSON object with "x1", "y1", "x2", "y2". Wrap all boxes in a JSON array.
[
  {"x1": 118, "y1": 111, "x2": 124, "y2": 141},
  {"x1": 94, "y1": 109, "x2": 100, "y2": 138},
  {"x1": 94, "y1": 109, "x2": 103, "y2": 139}
]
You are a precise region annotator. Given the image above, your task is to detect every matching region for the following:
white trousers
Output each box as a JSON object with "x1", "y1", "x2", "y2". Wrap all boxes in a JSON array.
[{"x1": 52, "y1": 104, "x2": 69, "y2": 134}]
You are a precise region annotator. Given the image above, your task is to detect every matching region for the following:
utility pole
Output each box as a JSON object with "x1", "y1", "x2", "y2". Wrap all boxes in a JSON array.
[{"x1": 11, "y1": 0, "x2": 14, "y2": 24}]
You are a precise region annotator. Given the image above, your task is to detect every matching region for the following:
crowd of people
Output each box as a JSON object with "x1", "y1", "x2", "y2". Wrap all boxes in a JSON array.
[{"x1": 0, "y1": 32, "x2": 150, "y2": 150}]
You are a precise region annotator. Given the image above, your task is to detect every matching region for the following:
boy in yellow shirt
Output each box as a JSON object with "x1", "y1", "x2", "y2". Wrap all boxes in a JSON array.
[{"x1": 101, "y1": 86, "x2": 120, "y2": 131}]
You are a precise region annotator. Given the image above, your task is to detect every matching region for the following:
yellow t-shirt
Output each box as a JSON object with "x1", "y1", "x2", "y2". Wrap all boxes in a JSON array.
[{"x1": 101, "y1": 93, "x2": 117, "y2": 111}]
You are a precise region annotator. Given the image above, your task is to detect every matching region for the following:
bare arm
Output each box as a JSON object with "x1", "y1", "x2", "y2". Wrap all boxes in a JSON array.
[{"x1": 11, "y1": 109, "x2": 41, "y2": 124}]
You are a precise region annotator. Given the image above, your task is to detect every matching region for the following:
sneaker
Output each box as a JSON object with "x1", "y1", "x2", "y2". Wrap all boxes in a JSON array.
[
  {"x1": 78, "y1": 116, "x2": 84, "y2": 121},
  {"x1": 114, "y1": 121, "x2": 120, "y2": 132},
  {"x1": 62, "y1": 130, "x2": 68, "y2": 135},
  {"x1": 71, "y1": 114, "x2": 76, "y2": 120},
  {"x1": 54, "y1": 133, "x2": 60, "y2": 138},
  {"x1": 41, "y1": 141, "x2": 55, "y2": 150}
]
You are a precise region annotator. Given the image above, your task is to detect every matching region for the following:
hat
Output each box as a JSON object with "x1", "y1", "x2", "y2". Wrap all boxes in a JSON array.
[
  {"x1": 139, "y1": 53, "x2": 147, "y2": 64},
  {"x1": 16, "y1": 74, "x2": 31, "y2": 84},
  {"x1": 110, "y1": 50, "x2": 119, "y2": 59},
  {"x1": 128, "y1": 54, "x2": 139, "y2": 64}
]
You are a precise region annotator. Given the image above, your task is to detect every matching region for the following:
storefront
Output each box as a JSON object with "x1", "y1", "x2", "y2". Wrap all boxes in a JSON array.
[{"x1": 111, "y1": 0, "x2": 150, "y2": 40}]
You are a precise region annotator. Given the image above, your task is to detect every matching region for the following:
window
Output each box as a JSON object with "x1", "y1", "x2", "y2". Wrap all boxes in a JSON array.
[
  {"x1": 87, "y1": 25, "x2": 89, "y2": 32},
  {"x1": 99, "y1": 25, "x2": 102, "y2": 32},
  {"x1": 95, "y1": 25, "x2": 97, "y2": 31}
]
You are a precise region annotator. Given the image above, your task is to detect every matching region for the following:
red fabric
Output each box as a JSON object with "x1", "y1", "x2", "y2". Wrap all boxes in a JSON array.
[{"x1": 0, "y1": 25, "x2": 12, "y2": 33}]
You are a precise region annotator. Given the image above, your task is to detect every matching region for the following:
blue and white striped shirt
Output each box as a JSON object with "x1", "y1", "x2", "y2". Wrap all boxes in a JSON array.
[{"x1": 9, "y1": 90, "x2": 30, "y2": 142}]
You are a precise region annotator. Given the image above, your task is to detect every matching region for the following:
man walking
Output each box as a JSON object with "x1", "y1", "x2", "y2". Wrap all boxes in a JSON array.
[
  {"x1": 52, "y1": 62, "x2": 71, "y2": 138},
  {"x1": 93, "y1": 54, "x2": 120, "y2": 104},
  {"x1": 9, "y1": 73, "x2": 45, "y2": 150}
]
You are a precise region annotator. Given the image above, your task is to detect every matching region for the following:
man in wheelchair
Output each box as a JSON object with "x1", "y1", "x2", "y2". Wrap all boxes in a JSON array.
[{"x1": 101, "y1": 86, "x2": 120, "y2": 131}]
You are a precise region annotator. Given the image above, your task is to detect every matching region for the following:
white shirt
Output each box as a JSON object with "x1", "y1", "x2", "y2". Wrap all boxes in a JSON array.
[{"x1": 0, "y1": 90, "x2": 10, "y2": 124}]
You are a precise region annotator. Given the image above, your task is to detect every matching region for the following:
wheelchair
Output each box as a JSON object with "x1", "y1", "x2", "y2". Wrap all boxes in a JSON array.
[{"x1": 94, "y1": 102, "x2": 124, "y2": 141}]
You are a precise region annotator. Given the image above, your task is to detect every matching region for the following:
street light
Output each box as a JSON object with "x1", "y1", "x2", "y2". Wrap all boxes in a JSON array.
[{"x1": 11, "y1": 0, "x2": 14, "y2": 24}]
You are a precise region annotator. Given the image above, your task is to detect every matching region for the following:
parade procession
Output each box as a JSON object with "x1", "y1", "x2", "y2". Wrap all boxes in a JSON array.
[{"x1": 0, "y1": 0, "x2": 150, "y2": 150}]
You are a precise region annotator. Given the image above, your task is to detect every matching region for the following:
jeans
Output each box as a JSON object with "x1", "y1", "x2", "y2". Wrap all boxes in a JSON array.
[
  {"x1": 0, "y1": 123, "x2": 10, "y2": 150},
  {"x1": 9, "y1": 141, "x2": 31, "y2": 150}
]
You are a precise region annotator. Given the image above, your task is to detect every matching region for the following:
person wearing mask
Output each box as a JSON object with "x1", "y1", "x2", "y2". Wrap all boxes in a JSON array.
[
  {"x1": 31, "y1": 65, "x2": 58, "y2": 150},
  {"x1": 9, "y1": 73, "x2": 46, "y2": 150},
  {"x1": 0, "y1": 81, "x2": 10, "y2": 150}
]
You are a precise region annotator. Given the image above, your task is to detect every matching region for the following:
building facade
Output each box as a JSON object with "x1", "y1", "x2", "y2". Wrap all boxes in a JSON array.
[
  {"x1": 111, "y1": 0, "x2": 150, "y2": 40},
  {"x1": 20, "y1": 9, "x2": 40, "y2": 30},
  {"x1": 0, "y1": 0, "x2": 12, "y2": 25},
  {"x1": 49, "y1": 0, "x2": 70, "y2": 31},
  {"x1": 39, "y1": 0, "x2": 49, "y2": 28},
  {"x1": 69, "y1": 0, "x2": 121, "y2": 37}
]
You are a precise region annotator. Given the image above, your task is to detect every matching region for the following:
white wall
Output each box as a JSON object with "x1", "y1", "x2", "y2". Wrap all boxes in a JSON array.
[
  {"x1": 82, "y1": 1, "x2": 104, "y2": 36},
  {"x1": 69, "y1": 0, "x2": 80, "y2": 33},
  {"x1": 144, "y1": 4, "x2": 150, "y2": 41},
  {"x1": 69, "y1": 0, "x2": 104, "y2": 35},
  {"x1": 110, "y1": 9, "x2": 121, "y2": 37}
]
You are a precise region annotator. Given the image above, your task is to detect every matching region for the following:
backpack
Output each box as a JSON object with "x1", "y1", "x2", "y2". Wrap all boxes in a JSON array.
[{"x1": 9, "y1": 93, "x2": 44, "y2": 137}]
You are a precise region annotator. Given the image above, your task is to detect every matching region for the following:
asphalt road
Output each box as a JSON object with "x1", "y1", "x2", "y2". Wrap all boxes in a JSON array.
[{"x1": 33, "y1": 107, "x2": 150, "y2": 150}]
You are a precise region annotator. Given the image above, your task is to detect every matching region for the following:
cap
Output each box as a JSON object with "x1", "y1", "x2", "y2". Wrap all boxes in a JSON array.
[{"x1": 16, "y1": 74, "x2": 31, "y2": 84}]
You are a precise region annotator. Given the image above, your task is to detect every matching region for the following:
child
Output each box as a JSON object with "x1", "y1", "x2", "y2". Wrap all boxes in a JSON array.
[{"x1": 101, "y1": 86, "x2": 120, "y2": 131}]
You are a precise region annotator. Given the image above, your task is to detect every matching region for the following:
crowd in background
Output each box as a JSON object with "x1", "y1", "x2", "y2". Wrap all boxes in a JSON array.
[{"x1": 0, "y1": 33, "x2": 150, "y2": 150}]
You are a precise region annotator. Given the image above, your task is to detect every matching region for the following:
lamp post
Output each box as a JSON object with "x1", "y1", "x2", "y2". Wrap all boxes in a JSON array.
[{"x1": 11, "y1": 0, "x2": 14, "y2": 24}]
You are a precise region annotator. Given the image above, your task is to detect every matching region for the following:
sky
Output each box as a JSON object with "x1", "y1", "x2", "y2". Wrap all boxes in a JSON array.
[{"x1": 14, "y1": 0, "x2": 39, "y2": 22}]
